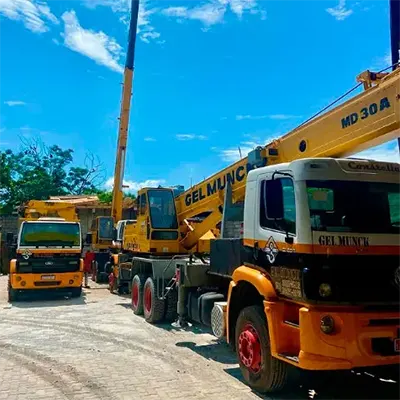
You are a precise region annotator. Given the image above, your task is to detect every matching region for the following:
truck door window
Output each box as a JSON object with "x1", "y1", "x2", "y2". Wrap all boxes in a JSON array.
[{"x1": 260, "y1": 178, "x2": 296, "y2": 234}]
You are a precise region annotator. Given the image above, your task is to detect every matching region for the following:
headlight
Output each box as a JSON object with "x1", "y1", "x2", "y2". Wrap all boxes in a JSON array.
[
  {"x1": 319, "y1": 283, "x2": 332, "y2": 297},
  {"x1": 320, "y1": 315, "x2": 335, "y2": 334}
]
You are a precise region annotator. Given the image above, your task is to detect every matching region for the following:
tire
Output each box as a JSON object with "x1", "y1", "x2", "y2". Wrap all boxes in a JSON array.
[
  {"x1": 71, "y1": 286, "x2": 82, "y2": 297},
  {"x1": 143, "y1": 277, "x2": 165, "y2": 323},
  {"x1": 164, "y1": 288, "x2": 178, "y2": 321},
  {"x1": 235, "y1": 305, "x2": 292, "y2": 393},
  {"x1": 7, "y1": 279, "x2": 18, "y2": 302},
  {"x1": 71, "y1": 286, "x2": 82, "y2": 298},
  {"x1": 131, "y1": 274, "x2": 145, "y2": 315}
]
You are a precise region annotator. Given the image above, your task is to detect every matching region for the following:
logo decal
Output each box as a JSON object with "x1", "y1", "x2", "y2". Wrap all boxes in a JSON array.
[
  {"x1": 263, "y1": 237, "x2": 279, "y2": 264},
  {"x1": 45, "y1": 261, "x2": 54, "y2": 266},
  {"x1": 22, "y1": 249, "x2": 32, "y2": 260},
  {"x1": 394, "y1": 267, "x2": 400, "y2": 289}
]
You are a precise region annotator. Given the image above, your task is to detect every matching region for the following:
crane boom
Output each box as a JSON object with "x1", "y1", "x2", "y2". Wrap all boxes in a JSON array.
[
  {"x1": 111, "y1": 0, "x2": 139, "y2": 223},
  {"x1": 176, "y1": 67, "x2": 400, "y2": 250}
]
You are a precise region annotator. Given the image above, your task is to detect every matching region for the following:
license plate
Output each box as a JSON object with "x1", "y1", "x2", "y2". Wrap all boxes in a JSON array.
[
  {"x1": 41, "y1": 275, "x2": 55, "y2": 280},
  {"x1": 394, "y1": 338, "x2": 400, "y2": 352}
]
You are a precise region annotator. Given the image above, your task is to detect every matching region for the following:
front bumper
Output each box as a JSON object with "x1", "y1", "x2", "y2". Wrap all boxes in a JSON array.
[
  {"x1": 10, "y1": 272, "x2": 83, "y2": 290},
  {"x1": 265, "y1": 301, "x2": 400, "y2": 371}
]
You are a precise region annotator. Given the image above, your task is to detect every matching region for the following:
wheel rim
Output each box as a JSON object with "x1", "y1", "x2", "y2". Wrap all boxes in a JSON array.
[
  {"x1": 238, "y1": 323, "x2": 262, "y2": 373},
  {"x1": 132, "y1": 280, "x2": 139, "y2": 309},
  {"x1": 144, "y1": 284, "x2": 152, "y2": 314}
]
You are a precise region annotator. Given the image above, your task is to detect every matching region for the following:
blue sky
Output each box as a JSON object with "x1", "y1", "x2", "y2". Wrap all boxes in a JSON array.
[{"x1": 0, "y1": 0, "x2": 398, "y2": 192}]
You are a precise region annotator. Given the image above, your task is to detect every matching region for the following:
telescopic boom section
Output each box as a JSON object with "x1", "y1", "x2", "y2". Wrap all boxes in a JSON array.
[
  {"x1": 176, "y1": 67, "x2": 400, "y2": 250},
  {"x1": 111, "y1": 0, "x2": 140, "y2": 223}
]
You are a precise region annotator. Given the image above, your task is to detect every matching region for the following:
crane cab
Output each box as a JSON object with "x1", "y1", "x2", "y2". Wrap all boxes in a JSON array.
[{"x1": 123, "y1": 187, "x2": 181, "y2": 254}]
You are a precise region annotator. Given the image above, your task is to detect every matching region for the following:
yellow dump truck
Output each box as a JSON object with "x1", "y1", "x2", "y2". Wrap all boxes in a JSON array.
[{"x1": 7, "y1": 200, "x2": 84, "y2": 301}]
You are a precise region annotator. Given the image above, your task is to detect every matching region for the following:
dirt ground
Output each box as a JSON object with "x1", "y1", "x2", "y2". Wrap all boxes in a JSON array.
[{"x1": 0, "y1": 275, "x2": 398, "y2": 400}]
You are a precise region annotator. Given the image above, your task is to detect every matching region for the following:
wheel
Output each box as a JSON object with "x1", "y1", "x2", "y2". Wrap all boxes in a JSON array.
[
  {"x1": 7, "y1": 279, "x2": 18, "y2": 302},
  {"x1": 235, "y1": 305, "x2": 292, "y2": 393},
  {"x1": 143, "y1": 277, "x2": 165, "y2": 323},
  {"x1": 70, "y1": 286, "x2": 82, "y2": 298},
  {"x1": 164, "y1": 288, "x2": 178, "y2": 321},
  {"x1": 131, "y1": 274, "x2": 145, "y2": 315}
]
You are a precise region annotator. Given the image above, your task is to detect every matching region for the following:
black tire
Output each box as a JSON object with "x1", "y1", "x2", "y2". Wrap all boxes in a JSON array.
[
  {"x1": 7, "y1": 279, "x2": 18, "y2": 302},
  {"x1": 164, "y1": 288, "x2": 178, "y2": 321},
  {"x1": 235, "y1": 305, "x2": 292, "y2": 393},
  {"x1": 143, "y1": 277, "x2": 165, "y2": 323},
  {"x1": 71, "y1": 286, "x2": 82, "y2": 298},
  {"x1": 131, "y1": 274, "x2": 145, "y2": 315}
]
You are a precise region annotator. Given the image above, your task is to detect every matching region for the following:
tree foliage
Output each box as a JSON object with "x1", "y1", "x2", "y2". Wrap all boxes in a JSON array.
[{"x1": 0, "y1": 137, "x2": 107, "y2": 214}]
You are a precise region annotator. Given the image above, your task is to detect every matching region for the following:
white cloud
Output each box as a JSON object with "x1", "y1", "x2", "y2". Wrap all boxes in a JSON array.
[
  {"x1": 4, "y1": 100, "x2": 26, "y2": 106},
  {"x1": 61, "y1": 10, "x2": 124, "y2": 73},
  {"x1": 0, "y1": 0, "x2": 58, "y2": 33},
  {"x1": 220, "y1": 141, "x2": 258, "y2": 162},
  {"x1": 83, "y1": 0, "x2": 161, "y2": 43},
  {"x1": 268, "y1": 114, "x2": 301, "y2": 120},
  {"x1": 326, "y1": 0, "x2": 353, "y2": 21},
  {"x1": 162, "y1": 0, "x2": 266, "y2": 28},
  {"x1": 105, "y1": 177, "x2": 166, "y2": 192},
  {"x1": 176, "y1": 134, "x2": 207, "y2": 141},
  {"x1": 219, "y1": 134, "x2": 280, "y2": 162},
  {"x1": 236, "y1": 114, "x2": 300, "y2": 121},
  {"x1": 352, "y1": 141, "x2": 399, "y2": 163},
  {"x1": 144, "y1": 137, "x2": 156, "y2": 142}
]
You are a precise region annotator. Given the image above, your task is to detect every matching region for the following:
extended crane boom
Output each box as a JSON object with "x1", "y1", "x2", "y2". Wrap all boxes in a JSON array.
[
  {"x1": 176, "y1": 67, "x2": 400, "y2": 250},
  {"x1": 111, "y1": 0, "x2": 139, "y2": 223}
]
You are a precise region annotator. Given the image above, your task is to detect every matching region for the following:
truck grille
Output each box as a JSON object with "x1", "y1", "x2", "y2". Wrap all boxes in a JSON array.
[
  {"x1": 17, "y1": 258, "x2": 80, "y2": 274},
  {"x1": 34, "y1": 281, "x2": 61, "y2": 287}
]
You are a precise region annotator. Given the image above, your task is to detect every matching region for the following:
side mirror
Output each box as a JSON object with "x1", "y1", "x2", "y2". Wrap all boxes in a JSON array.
[
  {"x1": 85, "y1": 232, "x2": 92, "y2": 244},
  {"x1": 112, "y1": 227, "x2": 118, "y2": 241},
  {"x1": 264, "y1": 179, "x2": 284, "y2": 220}
]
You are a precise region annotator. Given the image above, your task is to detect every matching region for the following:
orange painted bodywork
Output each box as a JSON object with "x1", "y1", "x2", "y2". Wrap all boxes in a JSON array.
[
  {"x1": 228, "y1": 264, "x2": 400, "y2": 371},
  {"x1": 10, "y1": 270, "x2": 83, "y2": 290},
  {"x1": 9, "y1": 255, "x2": 83, "y2": 291}
]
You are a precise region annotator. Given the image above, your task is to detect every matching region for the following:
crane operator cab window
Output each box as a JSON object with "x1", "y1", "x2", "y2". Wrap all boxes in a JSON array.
[
  {"x1": 98, "y1": 217, "x2": 114, "y2": 240},
  {"x1": 147, "y1": 190, "x2": 178, "y2": 240},
  {"x1": 138, "y1": 193, "x2": 148, "y2": 215}
]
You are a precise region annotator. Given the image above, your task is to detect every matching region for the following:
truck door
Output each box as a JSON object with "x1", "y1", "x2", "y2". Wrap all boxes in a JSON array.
[{"x1": 255, "y1": 171, "x2": 297, "y2": 269}]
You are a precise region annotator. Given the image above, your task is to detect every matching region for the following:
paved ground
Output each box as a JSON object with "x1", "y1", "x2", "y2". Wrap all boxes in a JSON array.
[{"x1": 0, "y1": 275, "x2": 398, "y2": 400}]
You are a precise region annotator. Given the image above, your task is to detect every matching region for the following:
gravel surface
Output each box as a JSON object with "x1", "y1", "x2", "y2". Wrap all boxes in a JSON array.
[{"x1": 0, "y1": 275, "x2": 398, "y2": 400}]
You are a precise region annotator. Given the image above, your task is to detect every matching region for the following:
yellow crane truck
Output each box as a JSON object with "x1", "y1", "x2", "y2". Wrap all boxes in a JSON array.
[{"x1": 7, "y1": 200, "x2": 84, "y2": 301}]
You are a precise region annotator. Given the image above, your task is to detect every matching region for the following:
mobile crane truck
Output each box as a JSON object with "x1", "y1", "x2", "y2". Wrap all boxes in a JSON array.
[
  {"x1": 105, "y1": 0, "x2": 399, "y2": 393},
  {"x1": 112, "y1": 17, "x2": 400, "y2": 398},
  {"x1": 7, "y1": 200, "x2": 84, "y2": 301},
  {"x1": 112, "y1": 63, "x2": 400, "y2": 393}
]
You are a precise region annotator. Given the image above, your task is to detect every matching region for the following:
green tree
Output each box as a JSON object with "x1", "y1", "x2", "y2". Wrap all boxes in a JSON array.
[{"x1": 0, "y1": 137, "x2": 105, "y2": 214}]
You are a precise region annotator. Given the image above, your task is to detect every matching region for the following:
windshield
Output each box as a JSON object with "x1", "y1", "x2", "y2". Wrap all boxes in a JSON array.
[
  {"x1": 19, "y1": 222, "x2": 81, "y2": 247},
  {"x1": 306, "y1": 180, "x2": 399, "y2": 234},
  {"x1": 98, "y1": 217, "x2": 114, "y2": 240},
  {"x1": 148, "y1": 190, "x2": 178, "y2": 230}
]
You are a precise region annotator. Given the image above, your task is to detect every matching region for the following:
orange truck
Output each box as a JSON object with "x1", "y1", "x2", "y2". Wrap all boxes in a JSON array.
[{"x1": 7, "y1": 201, "x2": 84, "y2": 301}]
